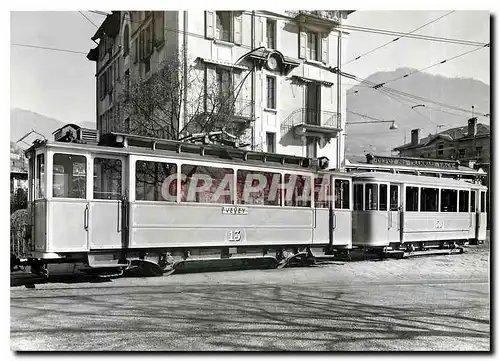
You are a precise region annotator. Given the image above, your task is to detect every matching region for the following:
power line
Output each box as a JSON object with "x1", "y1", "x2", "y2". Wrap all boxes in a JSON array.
[
  {"x1": 11, "y1": 43, "x2": 88, "y2": 55},
  {"x1": 343, "y1": 11, "x2": 455, "y2": 66},
  {"x1": 373, "y1": 43, "x2": 490, "y2": 87},
  {"x1": 340, "y1": 23, "x2": 487, "y2": 47},
  {"x1": 346, "y1": 110, "x2": 393, "y2": 123},
  {"x1": 344, "y1": 70, "x2": 488, "y2": 116},
  {"x1": 79, "y1": 11, "x2": 99, "y2": 28}
]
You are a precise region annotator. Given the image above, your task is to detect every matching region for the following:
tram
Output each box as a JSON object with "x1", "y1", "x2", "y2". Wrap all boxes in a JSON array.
[
  {"x1": 21, "y1": 126, "x2": 353, "y2": 276},
  {"x1": 348, "y1": 156, "x2": 487, "y2": 252}
]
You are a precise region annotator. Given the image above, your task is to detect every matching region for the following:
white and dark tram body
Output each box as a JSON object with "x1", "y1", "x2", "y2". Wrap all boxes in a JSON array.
[
  {"x1": 351, "y1": 169, "x2": 487, "y2": 252},
  {"x1": 23, "y1": 131, "x2": 354, "y2": 276}
]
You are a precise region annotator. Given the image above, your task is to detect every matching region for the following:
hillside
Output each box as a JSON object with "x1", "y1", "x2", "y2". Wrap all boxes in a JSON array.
[
  {"x1": 345, "y1": 68, "x2": 490, "y2": 158},
  {"x1": 10, "y1": 108, "x2": 95, "y2": 147}
]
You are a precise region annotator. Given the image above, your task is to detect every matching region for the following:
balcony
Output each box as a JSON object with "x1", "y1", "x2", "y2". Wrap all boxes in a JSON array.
[
  {"x1": 286, "y1": 10, "x2": 349, "y2": 29},
  {"x1": 281, "y1": 108, "x2": 342, "y2": 142}
]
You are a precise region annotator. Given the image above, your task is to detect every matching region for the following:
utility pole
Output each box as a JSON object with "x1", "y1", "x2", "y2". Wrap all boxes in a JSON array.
[{"x1": 337, "y1": 13, "x2": 342, "y2": 170}]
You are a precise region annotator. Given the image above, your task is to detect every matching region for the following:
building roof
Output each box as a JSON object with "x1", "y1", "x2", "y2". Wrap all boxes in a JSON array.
[{"x1": 393, "y1": 122, "x2": 490, "y2": 151}]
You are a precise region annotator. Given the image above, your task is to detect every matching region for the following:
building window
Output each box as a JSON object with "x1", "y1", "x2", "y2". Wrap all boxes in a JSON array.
[
  {"x1": 441, "y1": 189, "x2": 457, "y2": 212},
  {"x1": 123, "y1": 25, "x2": 130, "y2": 55},
  {"x1": 458, "y1": 148, "x2": 466, "y2": 158},
  {"x1": 420, "y1": 187, "x2": 438, "y2": 212},
  {"x1": 154, "y1": 11, "x2": 165, "y2": 45},
  {"x1": 215, "y1": 11, "x2": 231, "y2": 42},
  {"x1": 405, "y1": 186, "x2": 419, "y2": 212},
  {"x1": 267, "y1": 19, "x2": 276, "y2": 49},
  {"x1": 438, "y1": 144, "x2": 444, "y2": 156},
  {"x1": 475, "y1": 147, "x2": 483, "y2": 158},
  {"x1": 459, "y1": 190, "x2": 469, "y2": 212},
  {"x1": 307, "y1": 32, "x2": 319, "y2": 61},
  {"x1": 266, "y1": 76, "x2": 276, "y2": 109},
  {"x1": 266, "y1": 132, "x2": 276, "y2": 153},
  {"x1": 53, "y1": 153, "x2": 87, "y2": 199},
  {"x1": 306, "y1": 136, "x2": 317, "y2": 158}
]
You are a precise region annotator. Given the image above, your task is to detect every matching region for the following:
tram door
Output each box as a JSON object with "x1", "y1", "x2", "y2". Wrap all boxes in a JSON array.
[
  {"x1": 88, "y1": 155, "x2": 127, "y2": 250},
  {"x1": 475, "y1": 190, "x2": 487, "y2": 242},
  {"x1": 387, "y1": 184, "x2": 401, "y2": 244}
]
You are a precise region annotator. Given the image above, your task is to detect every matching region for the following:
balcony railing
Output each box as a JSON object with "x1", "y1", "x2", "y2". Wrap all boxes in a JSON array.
[
  {"x1": 281, "y1": 108, "x2": 341, "y2": 135},
  {"x1": 286, "y1": 10, "x2": 342, "y2": 24}
]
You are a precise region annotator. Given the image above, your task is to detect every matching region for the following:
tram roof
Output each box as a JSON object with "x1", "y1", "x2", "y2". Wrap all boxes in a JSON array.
[
  {"x1": 352, "y1": 171, "x2": 487, "y2": 189},
  {"x1": 25, "y1": 134, "x2": 350, "y2": 176}
]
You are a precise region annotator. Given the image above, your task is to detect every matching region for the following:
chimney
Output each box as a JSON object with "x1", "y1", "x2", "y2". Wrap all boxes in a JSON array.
[
  {"x1": 468, "y1": 117, "x2": 477, "y2": 137},
  {"x1": 410, "y1": 128, "x2": 421, "y2": 145}
]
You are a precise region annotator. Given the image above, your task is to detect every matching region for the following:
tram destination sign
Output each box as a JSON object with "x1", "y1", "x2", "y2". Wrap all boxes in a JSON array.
[
  {"x1": 222, "y1": 206, "x2": 248, "y2": 215},
  {"x1": 367, "y1": 155, "x2": 459, "y2": 169}
]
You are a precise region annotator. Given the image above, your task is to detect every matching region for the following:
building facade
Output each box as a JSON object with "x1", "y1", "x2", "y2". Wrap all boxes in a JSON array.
[{"x1": 87, "y1": 10, "x2": 353, "y2": 169}]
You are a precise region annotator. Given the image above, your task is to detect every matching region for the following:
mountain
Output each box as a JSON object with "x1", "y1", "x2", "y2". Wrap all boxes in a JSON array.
[
  {"x1": 10, "y1": 108, "x2": 95, "y2": 147},
  {"x1": 345, "y1": 68, "x2": 490, "y2": 158}
]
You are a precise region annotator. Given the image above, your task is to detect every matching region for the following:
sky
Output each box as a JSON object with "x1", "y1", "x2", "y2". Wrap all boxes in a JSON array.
[{"x1": 9, "y1": 10, "x2": 491, "y2": 126}]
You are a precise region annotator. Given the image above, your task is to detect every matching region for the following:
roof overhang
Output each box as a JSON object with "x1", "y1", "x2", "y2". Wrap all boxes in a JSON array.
[
  {"x1": 291, "y1": 75, "x2": 333, "y2": 87},
  {"x1": 197, "y1": 57, "x2": 248, "y2": 71},
  {"x1": 91, "y1": 11, "x2": 120, "y2": 41}
]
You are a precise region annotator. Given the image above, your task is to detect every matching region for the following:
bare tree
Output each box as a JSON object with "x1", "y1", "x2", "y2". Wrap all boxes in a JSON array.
[{"x1": 116, "y1": 50, "x2": 253, "y2": 147}]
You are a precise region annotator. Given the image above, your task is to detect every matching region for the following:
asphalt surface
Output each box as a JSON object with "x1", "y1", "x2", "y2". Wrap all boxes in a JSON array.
[{"x1": 10, "y1": 245, "x2": 490, "y2": 351}]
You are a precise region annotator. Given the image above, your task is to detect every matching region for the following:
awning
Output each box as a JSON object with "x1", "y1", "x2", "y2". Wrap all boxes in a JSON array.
[
  {"x1": 198, "y1": 57, "x2": 249, "y2": 71},
  {"x1": 291, "y1": 75, "x2": 333, "y2": 87}
]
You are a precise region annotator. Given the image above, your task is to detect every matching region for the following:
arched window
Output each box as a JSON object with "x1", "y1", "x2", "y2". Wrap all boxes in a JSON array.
[{"x1": 123, "y1": 25, "x2": 130, "y2": 55}]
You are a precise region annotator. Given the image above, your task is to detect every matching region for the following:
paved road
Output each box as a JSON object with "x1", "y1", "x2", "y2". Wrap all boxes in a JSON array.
[{"x1": 11, "y1": 248, "x2": 489, "y2": 351}]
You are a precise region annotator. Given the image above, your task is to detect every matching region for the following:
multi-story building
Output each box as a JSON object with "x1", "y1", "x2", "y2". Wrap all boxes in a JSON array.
[{"x1": 87, "y1": 10, "x2": 354, "y2": 169}]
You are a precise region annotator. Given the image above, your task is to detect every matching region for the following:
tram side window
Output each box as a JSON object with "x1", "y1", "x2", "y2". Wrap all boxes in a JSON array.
[
  {"x1": 440, "y1": 189, "x2": 457, "y2": 212},
  {"x1": 379, "y1": 184, "x2": 387, "y2": 211},
  {"x1": 470, "y1": 190, "x2": 476, "y2": 212},
  {"x1": 237, "y1": 170, "x2": 281, "y2": 206},
  {"x1": 420, "y1": 188, "x2": 438, "y2": 212},
  {"x1": 181, "y1": 164, "x2": 233, "y2": 204},
  {"x1": 405, "y1": 186, "x2": 419, "y2": 212},
  {"x1": 481, "y1": 191, "x2": 486, "y2": 212},
  {"x1": 94, "y1": 158, "x2": 122, "y2": 200},
  {"x1": 365, "y1": 183, "x2": 378, "y2": 211},
  {"x1": 36, "y1": 154, "x2": 45, "y2": 198},
  {"x1": 458, "y1": 190, "x2": 469, "y2": 212},
  {"x1": 283, "y1": 174, "x2": 311, "y2": 207},
  {"x1": 53, "y1": 153, "x2": 87, "y2": 199},
  {"x1": 390, "y1": 185, "x2": 399, "y2": 211},
  {"x1": 136, "y1": 160, "x2": 177, "y2": 201},
  {"x1": 314, "y1": 175, "x2": 330, "y2": 208},
  {"x1": 354, "y1": 184, "x2": 363, "y2": 210},
  {"x1": 335, "y1": 179, "x2": 350, "y2": 210}
]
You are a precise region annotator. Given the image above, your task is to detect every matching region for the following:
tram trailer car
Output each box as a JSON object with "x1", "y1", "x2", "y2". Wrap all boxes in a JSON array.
[
  {"x1": 351, "y1": 172, "x2": 487, "y2": 253},
  {"x1": 21, "y1": 131, "x2": 354, "y2": 277}
]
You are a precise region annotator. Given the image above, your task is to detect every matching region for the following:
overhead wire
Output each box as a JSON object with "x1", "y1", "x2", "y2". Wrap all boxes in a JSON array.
[
  {"x1": 343, "y1": 11, "x2": 456, "y2": 66},
  {"x1": 11, "y1": 43, "x2": 89, "y2": 55},
  {"x1": 78, "y1": 11, "x2": 99, "y2": 28}
]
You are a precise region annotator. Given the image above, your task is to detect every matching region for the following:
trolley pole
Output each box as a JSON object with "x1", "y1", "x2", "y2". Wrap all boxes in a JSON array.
[{"x1": 337, "y1": 14, "x2": 342, "y2": 171}]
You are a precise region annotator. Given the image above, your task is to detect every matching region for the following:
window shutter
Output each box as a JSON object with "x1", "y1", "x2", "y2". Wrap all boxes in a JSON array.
[
  {"x1": 205, "y1": 11, "x2": 215, "y2": 39},
  {"x1": 260, "y1": 17, "x2": 267, "y2": 47},
  {"x1": 299, "y1": 29, "x2": 307, "y2": 59},
  {"x1": 233, "y1": 12, "x2": 242, "y2": 45},
  {"x1": 321, "y1": 33, "x2": 329, "y2": 64}
]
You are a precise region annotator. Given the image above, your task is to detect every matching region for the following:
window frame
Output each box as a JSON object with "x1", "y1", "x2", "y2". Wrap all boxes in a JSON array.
[
  {"x1": 306, "y1": 31, "x2": 320, "y2": 61},
  {"x1": 389, "y1": 184, "x2": 399, "y2": 211},
  {"x1": 266, "y1": 132, "x2": 276, "y2": 153},
  {"x1": 135, "y1": 159, "x2": 178, "y2": 202},
  {"x1": 266, "y1": 75, "x2": 277, "y2": 110},
  {"x1": 267, "y1": 19, "x2": 277, "y2": 49},
  {"x1": 51, "y1": 152, "x2": 88, "y2": 200},
  {"x1": 405, "y1": 185, "x2": 419, "y2": 212},
  {"x1": 420, "y1": 187, "x2": 439, "y2": 212},
  {"x1": 334, "y1": 178, "x2": 351, "y2": 210},
  {"x1": 440, "y1": 188, "x2": 458, "y2": 212},
  {"x1": 92, "y1": 156, "x2": 124, "y2": 201},
  {"x1": 458, "y1": 189, "x2": 470, "y2": 213},
  {"x1": 215, "y1": 11, "x2": 232, "y2": 42}
]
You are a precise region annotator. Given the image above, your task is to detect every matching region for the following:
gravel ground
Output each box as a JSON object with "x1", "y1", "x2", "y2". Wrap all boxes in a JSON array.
[{"x1": 10, "y1": 245, "x2": 490, "y2": 351}]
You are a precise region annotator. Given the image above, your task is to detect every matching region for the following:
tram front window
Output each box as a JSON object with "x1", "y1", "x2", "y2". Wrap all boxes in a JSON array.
[
  {"x1": 365, "y1": 183, "x2": 378, "y2": 211},
  {"x1": 53, "y1": 153, "x2": 87, "y2": 199}
]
